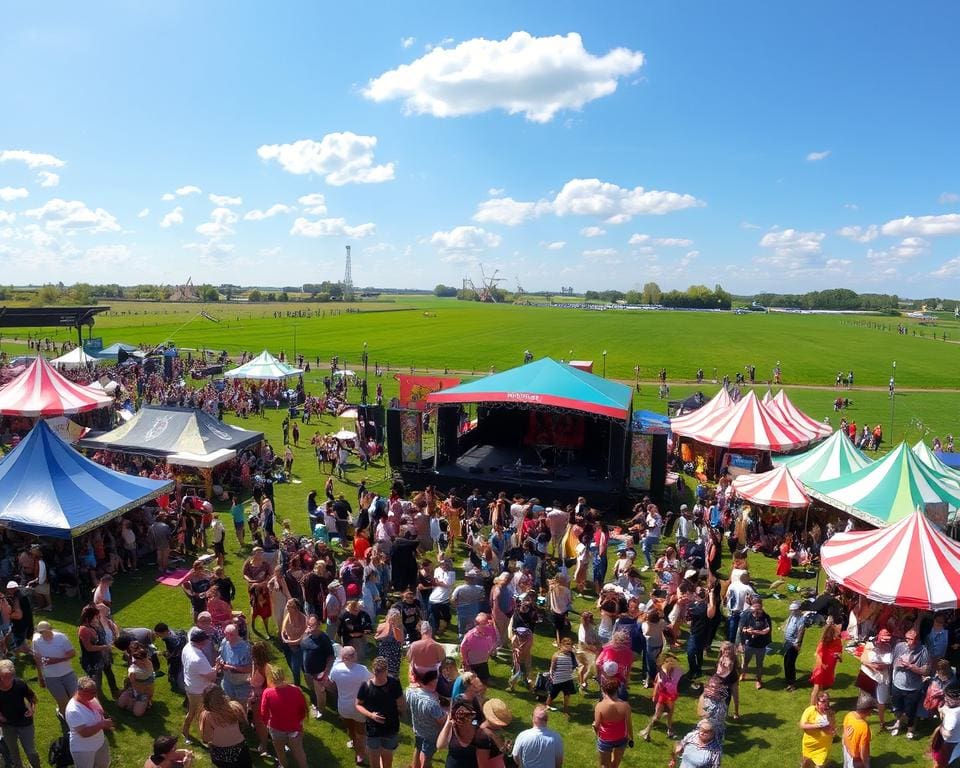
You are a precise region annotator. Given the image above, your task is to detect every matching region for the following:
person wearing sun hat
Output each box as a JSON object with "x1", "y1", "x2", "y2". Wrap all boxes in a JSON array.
[
  {"x1": 32, "y1": 620, "x2": 78, "y2": 714},
  {"x1": 477, "y1": 698, "x2": 513, "y2": 766},
  {"x1": 858, "y1": 628, "x2": 893, "y2": 728}
]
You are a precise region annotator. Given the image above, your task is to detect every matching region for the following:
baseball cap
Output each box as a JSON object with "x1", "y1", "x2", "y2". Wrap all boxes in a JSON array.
[
  {"x1": 5, "y1": 581, "x2": 18, "y2": 589},
  {"x1": 680, "y1": 504, "x2": 689, "y2": 510},
  {"x1": 789, "y1": 601, "x2": 801, "y2": 611},
  {"x1": 189, "y1": 629, "x2": 209, "y2": 643},
  {"x1": 36, "y1": 621, "x2": 53, "y2": 632},
  {"x1": 602, "y1": 661, "x2": 619, "y2": 676}
]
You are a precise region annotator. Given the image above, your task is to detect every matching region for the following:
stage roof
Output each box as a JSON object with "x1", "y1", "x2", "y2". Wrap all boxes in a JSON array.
[
  {"x1": 426, "y1": 357, "x2": 633, "y2": 420},
  {"x1": 0, "y1": 306, "x2": 109, "y2": 329}
]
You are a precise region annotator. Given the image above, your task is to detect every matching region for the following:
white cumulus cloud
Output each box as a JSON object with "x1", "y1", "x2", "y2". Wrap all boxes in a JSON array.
[
  {"x1": 474, "y1": 197, "x2": 551, "y2": 226},
  {"x1": 363, "y1": 31, "x2": 644, "y2": 123},
  {"x1": 866, "y1": 237, "x2": 930, "y2": 265},
  {"x1": 806, "y1": 150, "x2": 831, "y2": 162},
  {"x1": 0, "y1": 150, "x2": 65, "y2": 168},
  {"x1": 160, "y1": 206, "x2": 184, "y2": 228},
  {"x1": 161, "y1": 193, "x2": 176, "y2": 202},
  {"x1": 137, "y1": 208, "x2": 150, "y2": 218},
  {"x1": 37, "y1": 171, "x2": 60, "y2": 188},
  {"x1": 0, "y1": 211, "x2": 15, "y2": 224},
  {"x1": 0, "y1": 187, "x2": 28, "y2": 202},
  {"x1": 933, "y1": 257, "x2": 960, "y2": 278},
  {"x1": 209, "y1": 193, "x2": 242, "y2": 207},
  {"x1": 629, "y1": 233, "x2": 693, "y2": 246},
  {"x1": 24, "y1": 198, "x2": 120, "y2": 233},
  {"x1": 243, "y1": 204, "x2": 294, "y2": 221},
  {"x1": 581, "y1": 226, "x2": 606, "y2": 238},
  {"x1": 540, "y1": 241, "x2": 566, "y2": 250},
  {"x1": 257, "y1": 132, "x2": 395, "y2": 185},
  {"x1": 401, "y1": 36, "x2": 416, "y2": 49},
  {"x1": 430, "y1": 225, "x2": 501, "y2": 255},
  {"x1": 881, "y1": 213, "x2": 960, "y2": 237},
  {"x1": 757, "y1": 228, "x2": 826, "y2": 270},
  {"x1": 837, "y1": 224, "x2": 879, "y2": 243},
  {"x1": 176, "y1": 185, "x2": 202, "y2": 197},
  {"x1": 290, "y1": 217, "x2": 376, "y2": 238},
  {"x1": 939, "y1": 192, "x2": 960, "y2": 205}
]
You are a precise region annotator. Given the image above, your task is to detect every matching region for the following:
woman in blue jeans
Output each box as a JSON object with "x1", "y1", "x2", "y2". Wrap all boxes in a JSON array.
[
  {"x1": 592, "y1": 523, "x2": 610, "y2": 595},
  {"x1": 280, "y1": 599, "x2": 307, "y2": 687}
]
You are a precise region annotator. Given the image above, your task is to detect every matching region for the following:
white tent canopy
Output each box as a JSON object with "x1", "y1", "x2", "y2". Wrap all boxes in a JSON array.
[
  {"x1": 224, "y1": 350, "x2": 302, "y2": 380},
  {"x1": 50, "y1": 347, "x2": 98, "y2": 370}
]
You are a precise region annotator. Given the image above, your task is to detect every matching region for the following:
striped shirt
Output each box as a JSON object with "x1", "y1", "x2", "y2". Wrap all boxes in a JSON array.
[{"x1": 551, "y1": 651, "x2": 577, "y2": 684}]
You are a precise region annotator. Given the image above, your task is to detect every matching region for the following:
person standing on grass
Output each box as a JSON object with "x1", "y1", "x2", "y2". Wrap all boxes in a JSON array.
[
  {"x1": 260, "y1": 665, "x2": 308, "y2": 768},
  {"x1": 640, "y1": 654, "x2": 682, "y2": 741},
  {"x1": 356, "y1": 656, "x2": 405, "y2": 768},
  {"x1": 685, "y1": 587, "x2": 716, "y2": 691},
  {"x1": 544, "y1": 636, "x2": 578, "y2": 717},
  {"x1": 842, "y1": 693, "x2": 874, "y2": 768},
  {"x1": 64, "y1": 676, "x2": 113, "y2": 768},
  {"x1": 217, "y1": 624, "x2": 252, "y2": 704},
  {"x1": 209, "y1": 515, "x2": 226, "y2": 569},
  {"x1": 32, "y1": 620, "x2": 77, "y2": 715},
  {"x1": 229, "y1": 494, "x2": 245, "y2": 547},
  {"x1": 0, "y1": 659, "x2": 40, "y2": 768},
  {"x1": 592, "y1": 677, "x2": 632, "y2": 768},
  {"x1": 809, "y1": 619, "x2": 843, "y2": 705},
  {"x1": 406, "y1": 669, "x2": 447, "y2": 768},
  {"x1": 330, "y1": 646, "x2": 372, "y2": 766},
  {"x1": 512, "y1": 704, "x2": 564, "y2": 768},
  {"x1": 799, "y1": 692, "x2": 835, "y2": 768},
  {"x1": 181, "y1": 629, "x2": 217, "y2": 745},
  {"x1": 857, "y1": 629, "x2": 893, "y2": 728},
  {"x1": 641, "y1": 504, "x2": 663, "y2": 571},
  {"x1": 673, "y1": 719, "x2": 722, "y2": 768},
  {"x1": 460, "y1": 613, "x2": 499, "y2": 684},
  {"x1": 301, "y1": 615, "x2": 335, "y2": 720},
  {"x1": 888, "y1": 628, "x2": 929, "y2": 739},
  {"x1": 738, "y1": 598, "x2": 771, "y2": 689},
  {"x1": 782, "y1": 601, "x2": 806, "y2": 692}
]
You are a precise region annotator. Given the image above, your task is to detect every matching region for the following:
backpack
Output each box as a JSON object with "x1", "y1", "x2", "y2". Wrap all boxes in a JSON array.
[{"x1": 48, "y1": 734, "x2": 73, "y2": 767}]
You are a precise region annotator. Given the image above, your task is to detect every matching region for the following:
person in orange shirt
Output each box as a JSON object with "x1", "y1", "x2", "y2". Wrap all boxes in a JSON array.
[{"x1": 842, "y1": 692, "x2": 875, "y2": 768}]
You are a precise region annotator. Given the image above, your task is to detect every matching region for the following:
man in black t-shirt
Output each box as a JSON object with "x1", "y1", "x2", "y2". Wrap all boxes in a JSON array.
[
  {"x1": 356, "y1": 657, "x2": 405, "y2": 761},
  {"x1": 739, "y1": 599, "x2": 772, "y2": 687},
  {"x1": 154, "y1": 623, "x2": 187, "y2": 693},
  {"x1": 301, "y1": 616, "x2": 335, "y2": 720},
  {"x1": 0, "y1": 658, "x2": 39, "y2": 768},
  {"x1": 6, "y1": 583, "x2": 33, "y2": 655},
  {"x1": 391, "y1": 591, "x2": 423, "y2": 643},
  {"x1": 685, "y1": 586, "x2": 716, "y2": 690}
]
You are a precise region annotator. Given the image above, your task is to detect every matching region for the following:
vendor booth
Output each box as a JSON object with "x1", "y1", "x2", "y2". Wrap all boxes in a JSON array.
[
  {"x1": 224, "y1": 350, "x2": 303, "y2": 380},
  {"x1": 0, "y1": 356, "x2": 112, "y2": 417},
  {"x1": 731, "y1": 464, "x2": 809, "y2": 508},
  {"x1": 50, "y1": 347, "x2": 99, "y2": 370},
  {"x1": 773, "y1": 429, "x2": 872, "y2": 483}
]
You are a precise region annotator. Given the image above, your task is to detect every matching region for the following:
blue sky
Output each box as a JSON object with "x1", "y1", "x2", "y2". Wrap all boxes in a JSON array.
[{"x1": 1, "y1": 1, "x2": 959, "y2": 294}]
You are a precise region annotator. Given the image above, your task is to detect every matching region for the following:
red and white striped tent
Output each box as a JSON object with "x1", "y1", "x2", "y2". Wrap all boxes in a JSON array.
[
  {"x1": 677, "y1": 390, "x2": 809, "y2": 452},
  {"x1": 670, "y1": 387, "x2": 734, "y2": 436},
  {"x1": 768, "y1": 390, "x2": 833, "y2": 440},
  {"x1": 731, "y1": 465, "x2": 810, "y2": 508},
  {"x1": 0, "y1": 356, "x2": 112, "y2": 417},
  {"x1": 821, "y1": 508, "x2": 960, "y2": 610}
]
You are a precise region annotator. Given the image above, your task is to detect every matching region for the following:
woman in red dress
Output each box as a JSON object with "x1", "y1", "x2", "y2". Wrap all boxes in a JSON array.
[
  {"x1": 809, "y1": 619, "x2": 843, "y2": 704},
  {"x1": 776, "y1": 534, "x2": 793, "y2": 579}
]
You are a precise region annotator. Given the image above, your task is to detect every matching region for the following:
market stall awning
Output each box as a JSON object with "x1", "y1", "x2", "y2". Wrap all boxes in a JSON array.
[
  {"x1": 821, "y1": 508, "x2": 960, "y2": 610},
  {"x1": 731, "y1": 465, "x2": 809, "y2": 508},
  {"x1": 773, "y1": 429, "x2": 873, "y2": 483},
  {"x1": 912, "y1": 440, "x2": 960, "y2": 484},
  {"x1": 79, "y1": 405, "x2": 263, "y2": 462},
  {"x1": 97, "y1": 342, "x2": 138, "y2": 358},
  {"x1": 670, "y1": 388, "x2": 733, "y2": 437},
  {"x1": 426, "y1": 357, "x2": 633, "y2": 420},
  {"x1": 767, "y1": 390, "x2": 833, "y2": 440},
  {"x1": 224, "y1": 350, "x2": 303, "y2": 380},
  {"x1": 0, "y1": 356, "x2": 113, "y2": 417},
  {"x1": 674, "y1": 390, "x2": 808, "y2": 452},
  {"x1": 0, "y1": 420, "x2": 173, "y2": 539},
  {"x1": 804, "y1": 442, "x2": 960, "y2": 527}
]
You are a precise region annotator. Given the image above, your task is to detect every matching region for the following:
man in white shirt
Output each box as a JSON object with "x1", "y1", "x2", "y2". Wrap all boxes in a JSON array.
[
  {"x1": 329, "y1": 646, "x2": 371, "y2": 765},
  {"x1": 675, "y1": 505, "x2": 693, "y2": 550},
  {"x1": 428, "y1": 558, "x2": 456, "y2": 635},
  {"x1": 28, "y1": 546, "x2": 51, "y2": 611},
  {"x1": 512, "y1": 705, "x2": 564, "y2": 768},
  {"x1": 33, "y1": 621, "x2": 77, "y2": 714},
  {"x1": 65, "y1": 676, "x2": 114, "y2": 768},
  {"x1": 181, "y1": 629, "x2": 216, "y2": 744},
  {"x1": 725, "y1": 573, "x2": 757, "y2": 644}
]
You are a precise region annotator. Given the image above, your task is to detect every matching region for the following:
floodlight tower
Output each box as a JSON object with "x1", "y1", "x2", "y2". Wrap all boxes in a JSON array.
[{"x1": 343, "y1": 245, "x2": 353, "y2": 296}]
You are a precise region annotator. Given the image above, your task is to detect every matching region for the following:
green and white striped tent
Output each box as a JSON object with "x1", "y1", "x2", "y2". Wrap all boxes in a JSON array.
[
  {"x1": 912, "y1": 440, "x2": 960, "y2": 485},
  {"x1": 773, "y1": 429, "x2": 872, "y2": 483},
  {"x1": 804, "y1": 442, "x2": 960, "y2": 527},
  {"x1": 224, "y1": 350, "x2": 303, "y2": 380}
]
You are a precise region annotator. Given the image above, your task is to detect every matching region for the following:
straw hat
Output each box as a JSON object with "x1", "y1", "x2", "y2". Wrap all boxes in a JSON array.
[{"x1": 483, "y1": 698, "x2": 513, "y2": 727}]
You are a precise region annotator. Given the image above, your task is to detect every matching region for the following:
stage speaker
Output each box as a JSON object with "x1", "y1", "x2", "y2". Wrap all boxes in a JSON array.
[
  {"x1": 436, "y1": 406, "x2": 460, "y2": 466},
  {"x1": 359, "y1": 404, "x2": 385, "y2": 443},
  {"x1": 385, "y1": 409, "x2": 403, "y2": 467},
  {"x1": 117, "y1": 349, "x2": 129, "y2": 365},
  {"x1": 143, "y1": 358, "x2": 157, "y2": 375},
  {"x1": 163, "y1": 355, "x2": 174, "y2": 380}
]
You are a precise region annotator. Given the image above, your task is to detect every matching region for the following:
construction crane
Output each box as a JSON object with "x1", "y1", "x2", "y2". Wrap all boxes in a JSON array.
[{"x1": 477, "y1": 264, "x2": 505, "y2": 302}]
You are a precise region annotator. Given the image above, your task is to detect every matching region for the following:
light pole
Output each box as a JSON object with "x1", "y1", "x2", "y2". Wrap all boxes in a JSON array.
[
  {"x1": 602, "y1": 350, "x2": 607, "y2": 378},
  {"x1": 293, "y1": 324, "x2": 297, "y2": 362},
  {"x1": 889, "y1": 360, "x2": 897, "y2": 442},
  {"x1": 634, "y1": 364, "x2": 641, "y2": 392}
]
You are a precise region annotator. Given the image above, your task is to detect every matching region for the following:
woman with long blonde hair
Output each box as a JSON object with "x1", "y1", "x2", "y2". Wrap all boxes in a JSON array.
[
  {"x1": 199, "y1": 684, "x2": 252, "y2": 768},
  {"x1": 248, "y1": 642, "x2": 271, "y2": 756},
  {"x1": 374, "y1": 608, "x2": 404, "y2": 678}
]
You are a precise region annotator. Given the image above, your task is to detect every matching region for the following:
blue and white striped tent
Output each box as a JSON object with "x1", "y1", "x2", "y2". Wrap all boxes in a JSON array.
[{"x1": 0, "y1": 420, "x2": 173, "y2": 538}]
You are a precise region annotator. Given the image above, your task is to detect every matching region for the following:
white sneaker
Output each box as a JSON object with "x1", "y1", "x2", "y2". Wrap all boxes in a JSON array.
[
  {"x1": 641, "y1": 565, "x2": 650, "y2": 572},
  {"x1": 311, "y1": 705, "x2": 322, "y2": 719}
]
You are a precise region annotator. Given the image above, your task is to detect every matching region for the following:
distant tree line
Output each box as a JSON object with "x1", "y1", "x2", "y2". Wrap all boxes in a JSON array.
[
  {"x1": 584, "y1": 283, "x2": 732, "y2": 309},
  {"x1": 751, "y1": 289, "x2": 899, "y2": 310}
]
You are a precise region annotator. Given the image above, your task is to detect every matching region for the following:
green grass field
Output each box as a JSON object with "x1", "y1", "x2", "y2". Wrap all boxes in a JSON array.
[{"x1": 3, "y1": 298, "x2": 954, "y2": 767}]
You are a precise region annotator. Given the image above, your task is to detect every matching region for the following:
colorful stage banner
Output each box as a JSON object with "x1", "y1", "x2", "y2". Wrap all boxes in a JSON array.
[
  {"x1": 396, "y1": 375, "x2": 462, "y2": 411},
  {"x1": 629, "y1": 433, "x2": 653, "y2": 490},
  {"x1": 399, "y1": 410, "x2": 423, "y2": 463}
]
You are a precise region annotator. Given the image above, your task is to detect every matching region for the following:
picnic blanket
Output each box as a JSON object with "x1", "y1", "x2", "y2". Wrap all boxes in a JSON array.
[{"x1": 155, "y1": 568, "x2": 190, "y2": 587}]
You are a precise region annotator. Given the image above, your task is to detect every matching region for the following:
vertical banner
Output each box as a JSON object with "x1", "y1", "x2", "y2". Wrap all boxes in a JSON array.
[
  {"x1": 396, "y1": 375, "x2": 462, "y2": 410},
  {"x1": 629, "y1": 433, "x2": 653, "y2": 490},
  {"x1": 399, "y1": 410, "x2": 423, "y2": 463}
]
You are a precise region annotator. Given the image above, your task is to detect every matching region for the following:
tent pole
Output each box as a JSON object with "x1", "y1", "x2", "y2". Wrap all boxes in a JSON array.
[{"x1": 71, "y1": 537, "x2": 79, "y2": 595}]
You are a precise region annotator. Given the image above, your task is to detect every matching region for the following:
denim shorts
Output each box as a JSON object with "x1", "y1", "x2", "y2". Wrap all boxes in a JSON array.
[
  {"x1": 414, "y1": 735, "x2": 437, "y2": 757},
  {"x1": 598, "y1": 736, "x2": 628, "y2": 751},
  {"x1": 366, "y1": 732, "x2": 400, "y2": 751}
]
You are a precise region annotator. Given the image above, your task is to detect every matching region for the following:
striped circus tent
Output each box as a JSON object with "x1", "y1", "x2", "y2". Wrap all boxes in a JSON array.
[
  {"x1": 805, "y1": 442, "x2": 960, "y2": 527},
  {"x1": 0, "y1": 420, "x2": 173, "y2": 538},
  {"x1": 0, "y1": 356, "x2": 113, "y2": 417},
  {"x1": 676, "y1": 390, "x2": 809, "y2": 452},
  {"x1": 773, "y1": 429, "x2": 872, "y2": 483},
  {"x1": 821, "y1": 508, "x2": 960, "y2": 610},
  {"x1": 224, "y1": 350, "x2": 303, "y2": 380},
  {"x1": 731, "y1": 465, "x2": 809, "y2": 508},
  {"x1": 670, "y1": 387, "x2": 734, "y2": 437},
  {"x1": 912, "y1": 440, "x2": 960, "y2": 484},
  {"x1": 768, "y1": 390, "x2": 833, "y2": 440}
]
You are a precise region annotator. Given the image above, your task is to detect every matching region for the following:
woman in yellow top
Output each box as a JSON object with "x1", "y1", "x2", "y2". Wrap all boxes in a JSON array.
[{"x1": 798, "y1": 692, "x2": 835, "y2": 768}]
